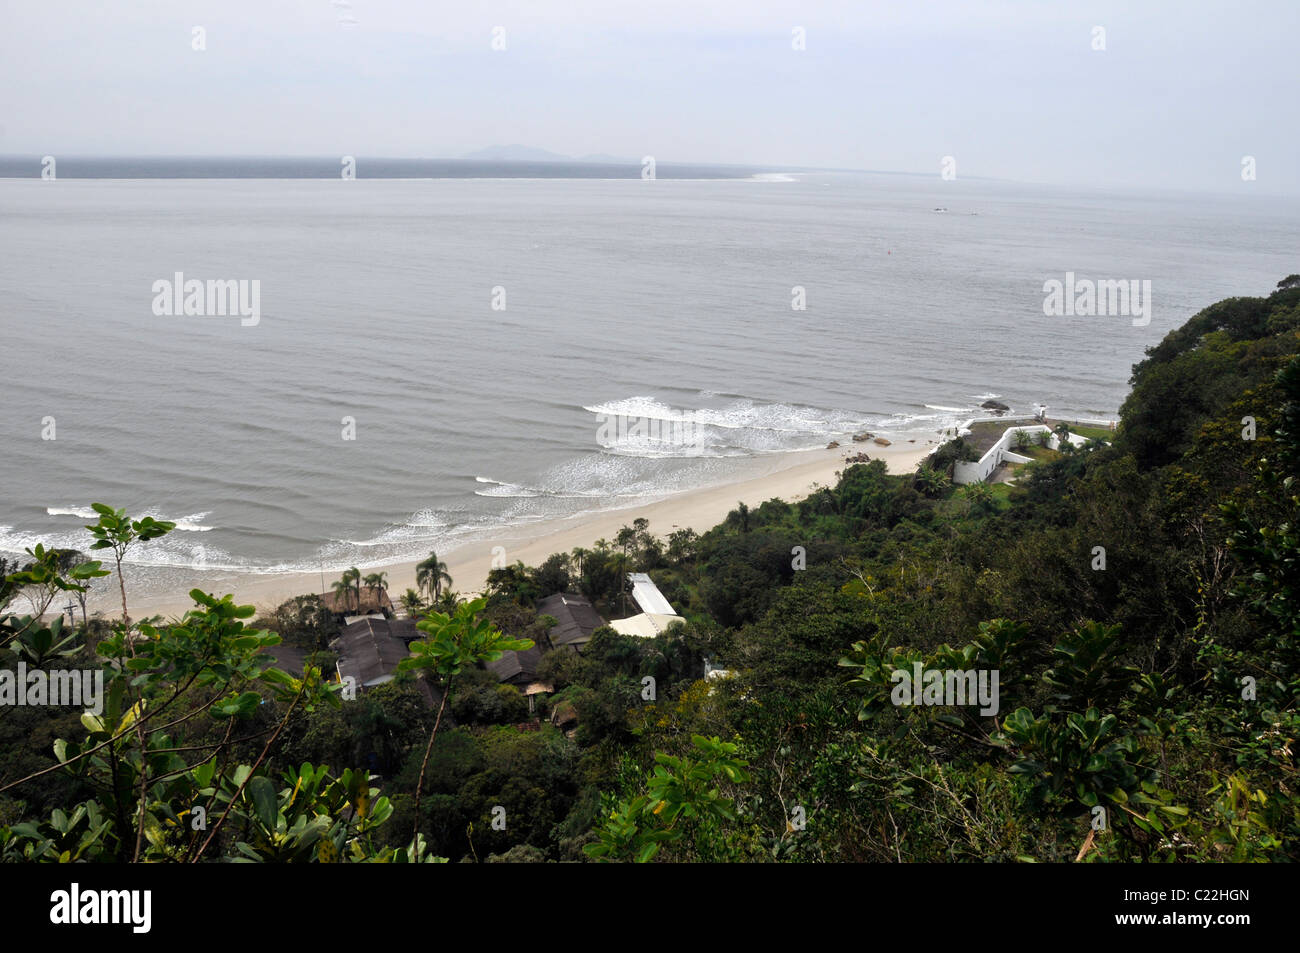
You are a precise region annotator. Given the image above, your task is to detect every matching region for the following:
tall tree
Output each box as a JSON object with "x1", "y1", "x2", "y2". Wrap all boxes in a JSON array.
[
  {"x1": 331, "y1": 578, "x2": 355, "y2": 613},
  {"x1": 399, "y1": 587, "x2": 424, "y2": 619},
  {"x1": 397, "y1": 597, "x2": 532, "y2": 844},
  {"x1": 416, "y1": 552, "x2": 453, "y2": 601},
  {"x1": 363, "y1": 571, "x2": 388, "y2": 606},
  {"x1": 344, "y1": 567, "x2": 362, "y2": 611}
]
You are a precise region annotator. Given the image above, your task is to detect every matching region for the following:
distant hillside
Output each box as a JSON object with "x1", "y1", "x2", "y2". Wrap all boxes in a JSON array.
[
  {"x1": 460, "y1": 144, "x2": 574, "y2": 162},
  {"x1": 461, "y1": 145, "x2": 637, "y2": 164}
]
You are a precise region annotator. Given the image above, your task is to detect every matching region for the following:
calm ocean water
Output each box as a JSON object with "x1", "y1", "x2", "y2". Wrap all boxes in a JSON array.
[{"x1": 2, "y1": 165, "x2": 1296, "y2": 603}]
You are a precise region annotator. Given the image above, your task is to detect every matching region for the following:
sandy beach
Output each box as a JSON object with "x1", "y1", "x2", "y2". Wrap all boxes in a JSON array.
[{"x1": 115, "y1": 441, "x2": 933, "y2": 620}]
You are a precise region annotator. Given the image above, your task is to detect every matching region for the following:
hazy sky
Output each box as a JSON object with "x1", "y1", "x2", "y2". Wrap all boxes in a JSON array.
[{"x1": 2, "y1": 1, "x2": 1296, "y2": 193}]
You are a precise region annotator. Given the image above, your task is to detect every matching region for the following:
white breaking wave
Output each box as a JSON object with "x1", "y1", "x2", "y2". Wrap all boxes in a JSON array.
[
  {"x1": 0, "y1": 524, "x2": 238, "y2": 570},
  {"x1": 584, "y1": 395, "x2": 873, "y2": 442},
  {"x1": 474, "y1": 476, "x2": 637, "y2": 499},
  {"x1": 598, "y1": 443, "x2": 754, "y2": 459},
  {"x1": 9, "y1": 395, "x2": 956, "y2": 584},
  {"x1": 45, "y1": 506, "x2": 99, "y2": 519},
  {"x1": 46, "y1": 505, "x2": 214, "y2": 531},
  {"x1": 577, "y1": 393, "x2": 978, "y2": 466},
  {"x1": 169, "y1": 512, "x2": 215, "y2": 532},
  {"x1": 580, "y1": 394, "x2": 963, "y2": 461}
]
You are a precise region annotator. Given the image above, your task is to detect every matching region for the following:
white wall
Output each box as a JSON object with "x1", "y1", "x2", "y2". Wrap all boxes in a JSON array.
[{"x1": 952, "y1": 424, "x2": 1053, "y2": 484}]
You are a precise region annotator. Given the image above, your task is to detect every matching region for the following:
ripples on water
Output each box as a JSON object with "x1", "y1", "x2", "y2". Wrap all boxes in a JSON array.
[{"x1": 1, "y1": 170, "x2": 1296, "y2": 602}]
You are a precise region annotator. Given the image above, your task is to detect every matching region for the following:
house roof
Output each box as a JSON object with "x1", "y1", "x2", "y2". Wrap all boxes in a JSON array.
[
  {"x1": 321, "y1": 586, "x2": 393, "y2": 616},
  {"x1": 536, "y1": 593, "x2": 604, "y2": 648},
  {"x1": 487, "y1": 645, "x2": 544, "y2": 684},
  {"x1": 335, "y1": 616, "x2": 409, "y2": 687},
  {"x1": 609, "y1": 612, "x2": 685, "y2": 639},
  {"x1": 550, "y1": 699, "x2": 578, "y2": 729},
  {"x1": 628, "y1": 572, "x2": 676, "y2": 615},
  {"x1": 387, "y1": 617, "x2": 420, "y2": 643}
]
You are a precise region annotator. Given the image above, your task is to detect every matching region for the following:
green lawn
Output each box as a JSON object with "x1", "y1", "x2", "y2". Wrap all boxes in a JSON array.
[
  {"x1": 942, "y1": 480, "x2": 1020, "y2": 516},
  {"x1": 1016, "y1": 446, "x2": 1063, "y2": 462},
  {"x1": 987, "y1": 483, "x2": 1019, "y2": 509},
  {"x1": 1069, "y1": 424, "x2": 1114, "y2": 442}
]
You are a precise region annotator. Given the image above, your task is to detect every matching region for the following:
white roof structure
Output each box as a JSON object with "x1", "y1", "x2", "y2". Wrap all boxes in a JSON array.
[
  {"x1": 610, "y1": 573, "x2": 685, "y2": 638},
  {"x1": 704, "y1": 658, "x2": 733, "y2": 680},
  {"x1": 610, "y1": 612, "x2": 685, "y2": 639},
  {"x1": 628, "y1": 572, "x2": 676, "y2": 615}
]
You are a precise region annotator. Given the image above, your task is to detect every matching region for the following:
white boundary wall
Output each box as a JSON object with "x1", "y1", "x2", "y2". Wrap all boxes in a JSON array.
[{"x1": 952, "y1": 424, "x2": 1092, "y2": 484}]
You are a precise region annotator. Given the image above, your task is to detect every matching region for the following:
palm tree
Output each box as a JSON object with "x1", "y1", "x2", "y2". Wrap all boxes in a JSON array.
[
  {"x1": 416, "y1": 552, "x2": 453, "y2": 602},
  {"x1": 614, "y1": 526, "x2": 637, "y2": 614},
  {"x1": 331, "y1": 578, "x2": 355, "y2": 613},
  {"x1": 434, "y1": 589, "x2": 462, "y2": 614},
  {"x1": 363, "y1": 571, "x2": 388, "y2": 601},
  {"x1": 1053, "y1": 422, "x2": 1072, "y2": 450},
  {"x1": 341, "y1": 566, "x2": 362, "y2": 611},
  {"x1": 570, "y1": 546, "x2": 588, "y2": 579},
  {"x1": 399, "y1": 587, "x2": 424, "y2": 619}
]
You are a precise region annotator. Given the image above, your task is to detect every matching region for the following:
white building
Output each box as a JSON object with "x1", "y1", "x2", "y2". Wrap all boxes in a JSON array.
[
  {"x1": 610, "y1": 572, "x2": 686, "y2": 638},
  {"x1": 952, "y1": 423, "x2": 1095, "y2": 485}
]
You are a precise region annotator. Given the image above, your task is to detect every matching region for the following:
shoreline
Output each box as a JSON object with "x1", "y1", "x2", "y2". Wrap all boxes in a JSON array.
[{"x1": 111, "y1": 441, "x2": 933, "y2": 620}]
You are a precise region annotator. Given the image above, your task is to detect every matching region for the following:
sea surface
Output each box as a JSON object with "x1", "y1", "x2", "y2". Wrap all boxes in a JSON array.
[{"x1": 1, "y1": 162, "x2": 1296, "y2": 605}]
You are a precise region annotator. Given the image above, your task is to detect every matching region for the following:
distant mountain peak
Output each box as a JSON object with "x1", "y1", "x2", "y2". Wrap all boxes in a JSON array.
[
  {"x1": 459, "y1": 145, "x2": 637, "y2": 164},
  {"x1": 460, "y1": 144, "x2": 571, "y2": 162}
]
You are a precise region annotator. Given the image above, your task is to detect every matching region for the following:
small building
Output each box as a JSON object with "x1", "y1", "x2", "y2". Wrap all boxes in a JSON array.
[
  {"x1": 486, "y1": 645, "x2": 545, "y2": 688},
  {"x1": 536, "y1": 592, "x2": 605, "y2": 652},
  {"x1": 486, "y1": 646, "x2": 554, "y2": 714},
  {"x1": 705, "y1": 657, "x2": 734, "y2": 681},
  {"x1": 610, "y1": 572, "x2": 685, "y2": 638},
  {"x1": 627, "y1": 573, "x2": 676, "y2": 615},
  {"x1": 610, "y1": 612, "x2": 685, "y2": 638},
  {"x1": 334, "y1": 615, "x2": 409, "y2": 689},
  {"x1": 550, "y1": 698, "x2": 578, "y2": 735},
  {"x1": 386, "y1": 617, "x2": 421, "y2": 645},
  {"x1": 321, "y1": 586, "x2": 393, "y2": 620},
  {"x1": 951, "y1": 423, "x2": 1095, "y2": 485}
]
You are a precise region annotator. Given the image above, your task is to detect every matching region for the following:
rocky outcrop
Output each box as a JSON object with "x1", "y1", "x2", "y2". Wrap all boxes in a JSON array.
[{"x1": 873, "y1": 437, "x2": 892, "y2": 446}]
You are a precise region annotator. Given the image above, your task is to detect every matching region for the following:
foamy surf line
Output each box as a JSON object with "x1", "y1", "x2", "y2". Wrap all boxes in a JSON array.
[
  {"x1": 62, "y1": 440, "x2": 936, "y2": 619},
  {"x1": 580, "y1": 394, "x2": 981, "y2": 461},
  {"x1": 473, "y1": 477, "x2": 644, "y2": 499},
  {"x1": 9, "y1": 394, "x2": 989, "y2": 613},
  {"x1": 46, "y1": 506, "x2": 215, "y2": 531},
  {"x1": 9, "y1": 396, "x2": 974, "y2": 587}
]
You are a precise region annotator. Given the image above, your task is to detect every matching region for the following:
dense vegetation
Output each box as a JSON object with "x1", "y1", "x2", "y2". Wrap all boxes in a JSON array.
[{"x1": 2, "y1": 280, "x2": 1298, "y2": 862}]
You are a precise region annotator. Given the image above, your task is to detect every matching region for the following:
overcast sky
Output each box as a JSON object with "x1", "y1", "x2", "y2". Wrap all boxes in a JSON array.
[{"x1": 2, "y1": 1, "x2": 1296, "y2": 193}]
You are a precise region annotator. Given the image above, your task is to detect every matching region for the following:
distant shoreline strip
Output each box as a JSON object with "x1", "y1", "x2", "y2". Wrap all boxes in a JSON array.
[{"x1": 0, "y1": 156, "x2": 781, "y2": 180}]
